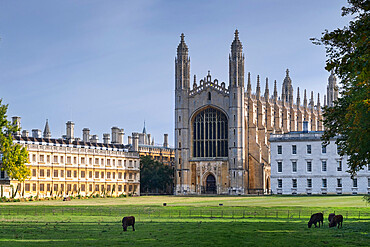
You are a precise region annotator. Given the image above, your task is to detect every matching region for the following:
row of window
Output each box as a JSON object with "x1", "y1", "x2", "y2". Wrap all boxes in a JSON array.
[
  {"x1": 277, "y1": 160, "x2": 344, "y2": 173},
  {"x1": 31, "y1": 169, "x2": 136, "y2": 180},
  {"x1": 30, "y1": 154, "x2": 137, "y2": 167},
  {"x1": 277, "y1": 144, "x2": 341, "y2": 155},
  {"x1": 24, "y1": 183, "x2": 137, "y2": 193},
  {"x1": 277, "y1": 177, "x2": 364, "y2": 188}
]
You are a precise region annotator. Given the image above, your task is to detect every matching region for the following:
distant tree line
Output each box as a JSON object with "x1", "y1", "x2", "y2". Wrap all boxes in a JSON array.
[{"x1": 140, "y1": 156, "x2": 174, "y2": 195}]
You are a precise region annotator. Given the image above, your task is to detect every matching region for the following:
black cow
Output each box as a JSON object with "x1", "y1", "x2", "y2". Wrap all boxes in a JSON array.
[
  {"x1": 328, "y1": 213, "x2": 335, "y2": 223},
  {"x1": 122, "y1": 216, "x2": 135, "y2": 231},
  {"x1": 329, "y1": 215, "x2": 343, "y2": 228},
  {"x1": 308, "y1": 213, "x2": 324, "y2": 228}
]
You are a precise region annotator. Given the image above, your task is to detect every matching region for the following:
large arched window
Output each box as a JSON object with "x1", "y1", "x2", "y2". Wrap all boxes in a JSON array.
[{"x1": 192, "y1": 108, "x2": 228, "y2": 158}]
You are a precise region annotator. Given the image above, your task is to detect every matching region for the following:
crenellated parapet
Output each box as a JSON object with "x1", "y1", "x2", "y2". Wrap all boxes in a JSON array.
[{"x1": 189, "y1": 71, "x2": 229, "y2": 96}]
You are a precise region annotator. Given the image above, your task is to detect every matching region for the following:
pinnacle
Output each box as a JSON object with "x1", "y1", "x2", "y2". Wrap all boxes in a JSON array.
[{"x1": 234, "y1": 29, "x2": 239, "y2": 40}]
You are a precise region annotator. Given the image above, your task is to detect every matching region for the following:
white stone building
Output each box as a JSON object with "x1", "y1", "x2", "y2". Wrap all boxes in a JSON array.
[{"x1": 270, "y1": 129, "x2": 370, "y2": 195}]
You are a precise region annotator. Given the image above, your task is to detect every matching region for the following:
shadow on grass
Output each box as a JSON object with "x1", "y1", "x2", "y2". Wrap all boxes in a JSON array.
[{"x1": 0, "y1": 219, "x2": 369, "y2": 247}]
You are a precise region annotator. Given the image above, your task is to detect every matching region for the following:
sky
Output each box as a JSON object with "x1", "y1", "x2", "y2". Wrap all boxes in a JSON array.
[{"x1": 0, "y1": 0, "x2": 351, "y2": 146}]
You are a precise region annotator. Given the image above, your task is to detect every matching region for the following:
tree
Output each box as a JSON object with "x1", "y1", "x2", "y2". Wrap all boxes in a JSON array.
[
  {"x1": 140, "y1": 156, "x2": 174, "y2": 194},
  {"x1": 0, "y1": 99, "x2": 30, "y2": 182},
  {"x1": 311, "y1": 0, "x2": 370, "y2": 177}
]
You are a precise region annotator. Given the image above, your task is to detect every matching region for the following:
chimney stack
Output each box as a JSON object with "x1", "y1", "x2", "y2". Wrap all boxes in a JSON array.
[
  {"x1": 163, "y1": 134, "x2": 169, "y2": 148},
  {"x1": 132, "y1": 133, "x2": 139, "y2": 152},
  {"x1": 32, "y1": 129, "x2": 42, "y2": 138},
  {"x1": 103, "y1": 133, "x2": 110, "y2": 144},
  {"x1": 12, "y1": 116, "x2": 21, "y2": 137},
  {"x1": 111, "y1": 127, "x2": 124, "y2": 144},
  {"x1": 128, "y1": 136, "x2": 132, "y2": 145},
  {"x1": 22, "y1": 130, "x2": 29, "y2": 138},
  {"x1": 66, "y1": 121, "x2": 75, "y2": 140},
  {"x1": 82, "y1": 128, "x2": 90, "y2": 142},
  {"x1": 90, "y1": 135, "x2": 99, "y2": 143}
]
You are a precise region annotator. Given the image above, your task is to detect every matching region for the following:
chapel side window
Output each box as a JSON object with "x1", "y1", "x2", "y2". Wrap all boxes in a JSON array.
[{"x1": 192, "y1": 108, "x2": 228, "y2": 158}]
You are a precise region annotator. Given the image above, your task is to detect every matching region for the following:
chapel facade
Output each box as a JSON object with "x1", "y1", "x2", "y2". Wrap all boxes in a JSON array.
[{"x1": 174, "y1": 30, "x2": 337, "y2": 195}]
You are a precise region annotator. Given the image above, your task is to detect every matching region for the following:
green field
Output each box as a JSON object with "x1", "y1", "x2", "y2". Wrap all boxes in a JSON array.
[{"x1": 0, "y1": 196, "x2": 369, "y2": 246}]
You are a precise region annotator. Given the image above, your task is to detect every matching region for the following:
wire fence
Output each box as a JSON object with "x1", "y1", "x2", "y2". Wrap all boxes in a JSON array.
[{"x1": 1, "y1": 207, "x2": 369, "y2": 220}]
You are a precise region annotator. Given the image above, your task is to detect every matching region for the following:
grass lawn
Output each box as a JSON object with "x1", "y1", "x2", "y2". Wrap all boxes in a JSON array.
[{"x1": 0, "y1": 195, "x2": 369, "y2": 246}]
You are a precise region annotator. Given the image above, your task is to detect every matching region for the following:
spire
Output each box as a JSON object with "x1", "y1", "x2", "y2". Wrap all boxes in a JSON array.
[
  {"x1": 43, "y1": 119, "x2": 51, "y2": 138},
  {"x1": 193, "y1": 74, "x2": 197, "y2": 88},
  {"x1": 273, "y1": 80, "x2": 278, "y2": 101},
  {"x1": 142, "y1": 121, "x2": 147, "y2": 134},
  {"x1": 303, "y1": 89, "x2": 307, "y2": 108},
  {"x1": 256, "y1": 75, "x2": 261, "y2": 98},
  {"x1": 296, "y1": 87, "x2": 301, "y2": 109},
  {"x1": 324, "y1": 95, "x2": 327, "y2": 107},
  {"x1": 264, "y1": 77, "x2": 269, "y2": 100},
  {"x1": 247, "y1": 72, "x2": 252, "y2": 96}
]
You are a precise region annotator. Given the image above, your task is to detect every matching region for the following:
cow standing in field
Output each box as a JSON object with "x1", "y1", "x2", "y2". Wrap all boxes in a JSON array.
[
  {"x1": 122, "y1": 216, "x2": 135, "y2": 231},
  {"x1": 328, "y1": 213, "x2": 335, "y2": 223},
  {"x1": 308, "y1": 213, "x2": 324, "y2": 228},
  {"x1": 329, "y1": 215, "x2": 343, "y2": 228}
]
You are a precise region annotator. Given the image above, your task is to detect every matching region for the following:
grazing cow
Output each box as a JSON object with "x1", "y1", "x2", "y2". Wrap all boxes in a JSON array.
[
  {"x1": 308, "y1": 213, "x2": 324, "y2": 228},
  {"x1": 122, "y1": 216, "x2": 135, "y2": 231},
  {"x1": 329, "y1": 215, "x2": 343, "y2": 228},
  {"x1": 328, "y1": 213, "x2": 335, "y2": 223}
]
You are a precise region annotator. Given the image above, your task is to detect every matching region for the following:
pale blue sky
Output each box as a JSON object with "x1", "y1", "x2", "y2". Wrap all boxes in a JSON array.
[{"x1": 0, "y1": 0, "x2": 350, "y2": 145}]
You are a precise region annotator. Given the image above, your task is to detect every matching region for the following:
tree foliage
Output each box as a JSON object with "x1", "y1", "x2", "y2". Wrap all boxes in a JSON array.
[
  {"x1": 0, "y1": 99, "x2": 30, "y2": 182},
  {"x1": 312, "y1": 0, "x2": 370, "y2": 177},
  {"x1": 140, "y1": 156, "x2": 174, "y2": 194}
]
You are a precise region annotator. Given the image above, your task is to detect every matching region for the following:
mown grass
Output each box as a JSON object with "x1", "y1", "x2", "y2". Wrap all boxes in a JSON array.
[
  {"x1": 2, "y1": 195, "x2": 368, "y2": 207},
  {"x1": 0, "y1": 195, "x2": 369, "y2": 246}
]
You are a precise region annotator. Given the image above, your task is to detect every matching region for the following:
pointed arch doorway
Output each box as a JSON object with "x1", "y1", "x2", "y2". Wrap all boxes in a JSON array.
[{"x1": 205, "y1": 174, "x2": 217, "y2": 194}]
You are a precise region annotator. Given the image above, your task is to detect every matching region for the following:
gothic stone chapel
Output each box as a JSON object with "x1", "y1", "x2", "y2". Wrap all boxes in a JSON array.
[{"x1": 174, "y1": 30, "x2": 325, "y2": 195}]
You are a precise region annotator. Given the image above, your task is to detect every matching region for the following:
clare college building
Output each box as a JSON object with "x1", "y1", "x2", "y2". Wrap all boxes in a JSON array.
[
  {"x1": 0, "y1": 119, "x2": 141, "y2": 198},
  {"x1": 174, "y1": 30, "x2": 336, "y2": 195}
]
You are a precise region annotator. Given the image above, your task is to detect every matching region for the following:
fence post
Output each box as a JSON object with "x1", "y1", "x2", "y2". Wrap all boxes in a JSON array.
[{"x1": 221, "y1": 210, "x2": 223, "y2": 218}]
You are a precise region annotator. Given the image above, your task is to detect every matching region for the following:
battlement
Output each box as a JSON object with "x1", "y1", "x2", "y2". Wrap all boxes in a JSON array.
[{"x1": 189, "y1": 71, "x2": 229, "y2": 96}]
